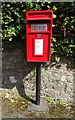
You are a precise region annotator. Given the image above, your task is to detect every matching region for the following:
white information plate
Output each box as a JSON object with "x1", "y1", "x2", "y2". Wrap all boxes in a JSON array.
[{"x1": 35, "y1": 39, "x2": 43, "y2": 55}]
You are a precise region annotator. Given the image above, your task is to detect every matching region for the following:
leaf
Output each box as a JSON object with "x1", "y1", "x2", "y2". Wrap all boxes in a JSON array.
[
  {"x1": 53, "y1": 37, "x2": 56, "y2": 42},
  {"x1": 7, "y1": 4, "x2": 10, "y2": 7},
  {"x1": 22, "y1": 10, "x2": 26, "y2": 12},
  {"x1": 41, "y1": 3, "x2": 45, "y2": 6},
  {"x1": 69, "y1": 45, "x2": 75, "y2": 47},
  {"x1": 52, "y1": 24, "x2": 55, "y2": 27},
  {"x1": 53, "y1": 5, "x2": 57, "y2": 11},
  {"x1": 53, "y1": 14, "x2": 56, "y2": 18},
  {"x1": 9, "y1": 38, "x2": 12, "y2": 41},
  {"x1": 47, "y1": 5, "x2": 50, "y2": 9},
  {"x1": 60, "y1": 100, "x2": 64, "y2": 104},
  {"x1": 55, "y1": 56, "x2": 60, "y2": 62}
]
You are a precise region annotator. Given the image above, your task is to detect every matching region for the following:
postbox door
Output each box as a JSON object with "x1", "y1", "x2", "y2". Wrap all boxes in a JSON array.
[{"x1": 27, "y1": 33, "x2": 51, "y2": 62}]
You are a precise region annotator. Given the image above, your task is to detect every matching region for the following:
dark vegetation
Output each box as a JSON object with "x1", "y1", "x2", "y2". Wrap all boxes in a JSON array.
[{"x1": 1, "y1": 2, "x2": 75, "y2": 67}]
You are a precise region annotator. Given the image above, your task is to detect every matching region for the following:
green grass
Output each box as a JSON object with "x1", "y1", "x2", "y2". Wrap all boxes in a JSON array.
[{"x1": 44, "y1": 97, "x2": 64, "y2": 104}]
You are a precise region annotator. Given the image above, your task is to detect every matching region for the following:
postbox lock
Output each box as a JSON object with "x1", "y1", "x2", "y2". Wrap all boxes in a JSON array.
[{"x1": 37, "y1": 34, "x2": 41, "y2": 38}]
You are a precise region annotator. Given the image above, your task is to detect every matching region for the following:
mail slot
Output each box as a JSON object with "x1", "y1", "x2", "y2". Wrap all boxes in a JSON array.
[{"x1": 26, "y1": 10, "x2": 53, "y2": 62}]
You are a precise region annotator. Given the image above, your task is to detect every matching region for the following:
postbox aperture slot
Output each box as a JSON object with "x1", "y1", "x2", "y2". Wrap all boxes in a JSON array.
[
  {"x1": 28, "y1": 21, "x2": 51, "y2": 32},
  {"x1": 28, "y1": 20, "x2": 50, "y2": 23}
]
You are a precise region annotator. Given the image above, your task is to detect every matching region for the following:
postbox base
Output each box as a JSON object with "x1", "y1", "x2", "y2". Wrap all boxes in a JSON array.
[{"x1": 27, "y1": 98, "x2": 49, "y2": 117}]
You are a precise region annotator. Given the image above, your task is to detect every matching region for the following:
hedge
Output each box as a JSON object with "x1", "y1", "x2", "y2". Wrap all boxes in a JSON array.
[{"x1": 2, "y1": 2, "x2": 75, "y2": 65}]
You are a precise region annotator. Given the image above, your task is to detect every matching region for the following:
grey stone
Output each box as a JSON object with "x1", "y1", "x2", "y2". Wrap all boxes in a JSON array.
[
  {"x1": 26, "y1": 99, "x2": 49, "y2": 117},
  {"x1": 9, "y1": 76, "x2": 17, "y2": 83}
]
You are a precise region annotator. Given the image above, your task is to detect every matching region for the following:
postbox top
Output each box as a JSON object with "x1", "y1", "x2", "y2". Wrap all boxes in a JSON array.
[
  {"x1": 26, "y1": 10, "x2": 53, "y2": 20},
  {"x1": 26, "y1": 10, "x2": 53, "y2": 13}
]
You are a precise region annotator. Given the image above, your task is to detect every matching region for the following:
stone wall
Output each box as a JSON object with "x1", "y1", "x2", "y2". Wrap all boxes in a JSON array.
[
  {"x1": 1, "y1": 49, "x2": 75, "y2": 103},
  {"x1": 24, "y1": 63, "x2": 74, "y2": 103}
]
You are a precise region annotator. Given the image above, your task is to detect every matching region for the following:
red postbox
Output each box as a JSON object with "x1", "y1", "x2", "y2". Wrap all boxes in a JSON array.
[{"x1": 26, "y1": 10, "x2": 53, "y2": 62}]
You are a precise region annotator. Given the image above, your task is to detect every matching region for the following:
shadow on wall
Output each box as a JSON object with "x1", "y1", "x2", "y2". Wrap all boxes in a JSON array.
[
  {"x1": 2, "y1": 48, "x2": 75, "y2": 105},
  {"x1": 2, "y1": 48, "x2": 36, "y2": 104}
]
